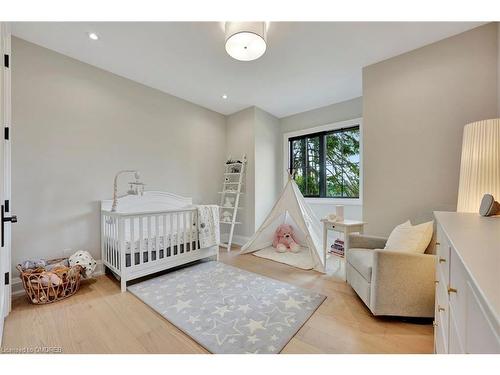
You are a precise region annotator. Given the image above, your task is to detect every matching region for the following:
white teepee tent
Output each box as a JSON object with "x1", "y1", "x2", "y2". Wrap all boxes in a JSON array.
[{"x1": 240, "y1": 177, "x2": 325, "y2": 273}]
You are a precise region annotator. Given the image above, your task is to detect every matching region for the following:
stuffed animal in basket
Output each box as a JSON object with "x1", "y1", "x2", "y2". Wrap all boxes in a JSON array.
[
  {"x1": 272, "y1": 224, "x2": 301, "y2": 253},
  {"x1": 69, "y1": 250, "x2": 96, "y2": 278}
]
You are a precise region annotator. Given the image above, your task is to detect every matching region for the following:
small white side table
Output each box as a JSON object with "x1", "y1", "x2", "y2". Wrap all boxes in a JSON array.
[{"x1": 321, "y1": 218, "x2": 366, "y2": 280}]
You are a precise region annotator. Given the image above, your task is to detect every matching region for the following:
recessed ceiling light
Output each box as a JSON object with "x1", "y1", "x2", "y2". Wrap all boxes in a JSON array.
[
  {"x1": 222, "y1": 94, "x2": 228, "y2": 100},
  {"x1": 88, "y1": 32, "x2": 99, "y2": 41}
]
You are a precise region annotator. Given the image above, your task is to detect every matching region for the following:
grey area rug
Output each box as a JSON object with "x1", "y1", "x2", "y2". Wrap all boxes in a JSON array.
[{"x1": 128, "y1": 261, "x2": 325, "y2": 354}]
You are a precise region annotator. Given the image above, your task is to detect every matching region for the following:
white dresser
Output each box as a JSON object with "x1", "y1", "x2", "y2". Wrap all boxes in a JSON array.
[{"x1": 434, "y1": 212, "x2": 500, "y2": 354}]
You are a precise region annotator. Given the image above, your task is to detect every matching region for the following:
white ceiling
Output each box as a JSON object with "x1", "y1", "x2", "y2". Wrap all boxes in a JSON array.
[{"x1": 12, "y1": 22, "x2": 484, "y2": 118}]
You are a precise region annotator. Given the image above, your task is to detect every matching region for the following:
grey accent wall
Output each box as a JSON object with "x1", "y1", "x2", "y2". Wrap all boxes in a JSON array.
[
  {"x1": 11, "y1": 37, "x2": 227, "y2": 269},
  {"x1": 363, "y1": 23, "x2": 499, "y2": 236}
]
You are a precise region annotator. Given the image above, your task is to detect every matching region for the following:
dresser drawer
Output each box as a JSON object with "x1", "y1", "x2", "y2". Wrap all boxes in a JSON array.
[
  {"x1": 436, "y1": 269, "x2": 449, "y2": 334},
  {"x1": 449, "y1": 246, "x2": 468, "y2": 343},
  {"x1": 436, "y1": 224, "x2": 450, "y2": 282},
  {"x1": 434, "y1": 302, "x2": 448, "y2": 354},
  {"x1": 449, "y1": 308, "x2": 465, "y2": 354},
  {"x1": 465, "y1": 281, "x2": 500, "y2": 354}
]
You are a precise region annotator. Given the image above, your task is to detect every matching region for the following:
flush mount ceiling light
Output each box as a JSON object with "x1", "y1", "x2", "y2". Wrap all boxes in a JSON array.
[
  {"x1": 221, "y1": 94, "x2": 228, "y2": 99},
  {"x1": 88, "y1": 32, "x2": 99, "y2": 40},
  {"x1": 225, "y1": 22, "x2": 267, "y2": 61}
]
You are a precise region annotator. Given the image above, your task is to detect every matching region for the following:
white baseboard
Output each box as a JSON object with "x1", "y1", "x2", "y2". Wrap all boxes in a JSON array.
[
  {"x1": 220, "y1": 233, "x2": 250, "y2": 247},
  {"x1": 11, "y1": 260, "x2": 105, "y2": 298}
]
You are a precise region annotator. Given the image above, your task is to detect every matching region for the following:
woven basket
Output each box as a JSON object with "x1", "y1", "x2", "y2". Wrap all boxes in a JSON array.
[{"x1": 16, "y1": 258, "x2": 83, "y2": 304}]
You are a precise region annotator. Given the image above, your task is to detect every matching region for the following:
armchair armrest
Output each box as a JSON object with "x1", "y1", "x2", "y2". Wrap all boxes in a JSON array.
[
  {"x1": 370, "y1": 250, "x2": 436, "y2": 317},
  {"x1": 349, "y1": 234, "x2": 387, "y2": 250}
]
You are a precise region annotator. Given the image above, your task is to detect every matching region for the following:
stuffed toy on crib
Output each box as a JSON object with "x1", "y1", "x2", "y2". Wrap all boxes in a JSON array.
[{"x1": 272, "y1": 224, "x2": 301, "y2": 253}]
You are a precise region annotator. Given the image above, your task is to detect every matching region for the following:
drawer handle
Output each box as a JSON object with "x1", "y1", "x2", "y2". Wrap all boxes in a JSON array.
[
  {"x1": 439, "y1": 257, "x2": 446, "y2": 263},
  {"x1": 448, "y1": 286, "x2": 457, "y2": 294},
  {"x1": 438, "y1": 305, "x2": 445, "y2": 312}
]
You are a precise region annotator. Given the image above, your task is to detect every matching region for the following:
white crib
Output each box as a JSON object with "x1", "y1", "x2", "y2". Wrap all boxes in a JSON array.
[{"x1": 101, "y1": 191, "x2": 219, "y2": 292}]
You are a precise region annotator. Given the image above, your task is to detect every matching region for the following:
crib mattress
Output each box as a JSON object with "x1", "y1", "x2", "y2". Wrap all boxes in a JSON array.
[{"x1": 125, "y1": 240, "x2": 198, "y2": 267}]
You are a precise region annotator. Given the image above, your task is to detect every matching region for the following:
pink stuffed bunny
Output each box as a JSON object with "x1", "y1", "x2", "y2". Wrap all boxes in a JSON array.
[{"x1": 272, "y1": 224, "x2": 301, "y2": 253}]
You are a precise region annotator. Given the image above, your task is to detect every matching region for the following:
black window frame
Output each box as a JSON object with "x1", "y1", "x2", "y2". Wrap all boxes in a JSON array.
[{"x1": 288, "y1": 125, "x2": 360, "y2": 199}]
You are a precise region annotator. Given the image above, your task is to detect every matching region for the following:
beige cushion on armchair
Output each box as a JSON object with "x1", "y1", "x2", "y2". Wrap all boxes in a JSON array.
[{"x1": 346, "y1": 233, "x2": 435, "y2": 318}]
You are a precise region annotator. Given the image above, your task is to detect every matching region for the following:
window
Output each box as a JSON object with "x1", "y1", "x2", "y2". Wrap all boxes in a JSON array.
[{"x1": 289, "y1": 125, "x2": 360, "y2": 198}]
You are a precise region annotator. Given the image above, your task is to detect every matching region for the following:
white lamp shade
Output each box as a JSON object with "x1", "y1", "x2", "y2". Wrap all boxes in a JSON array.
[
  {"x1": 225, "y1": 22, "x2": 266, "y2": 61},
  {"x1": 457, "y1": 118, "x2": 500, "y2": 212}
]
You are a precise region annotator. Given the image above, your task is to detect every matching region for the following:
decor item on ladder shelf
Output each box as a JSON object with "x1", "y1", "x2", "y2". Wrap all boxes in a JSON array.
[{"x1": 219, "y1": 154, "x2": 247, "y2": 252}]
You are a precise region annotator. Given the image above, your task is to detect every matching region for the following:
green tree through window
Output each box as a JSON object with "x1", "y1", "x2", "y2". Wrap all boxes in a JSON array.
[{"x1": 289, "y1": 126, "x2": 360, "y2": 198}]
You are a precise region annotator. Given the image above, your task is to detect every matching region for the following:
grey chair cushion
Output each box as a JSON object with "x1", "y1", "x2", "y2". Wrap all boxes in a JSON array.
[{"x1": 346, "y1": 248, "x2": 374, "y2": 281}]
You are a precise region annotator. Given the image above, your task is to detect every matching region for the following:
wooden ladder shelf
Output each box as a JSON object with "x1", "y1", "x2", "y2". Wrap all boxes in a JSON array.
[{"x1": 219, "y1": 154, "x2": 247, "y2": 252}]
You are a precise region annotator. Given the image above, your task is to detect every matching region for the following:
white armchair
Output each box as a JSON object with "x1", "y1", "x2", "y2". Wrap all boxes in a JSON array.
[{"x1": 346, "y1": 234, "x2": 435, "y2": 318}]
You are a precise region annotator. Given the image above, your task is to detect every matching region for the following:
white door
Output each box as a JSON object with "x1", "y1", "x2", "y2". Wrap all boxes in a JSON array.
[{"x1": 0, "y1": 22, "x2": 13, "y2": 343}]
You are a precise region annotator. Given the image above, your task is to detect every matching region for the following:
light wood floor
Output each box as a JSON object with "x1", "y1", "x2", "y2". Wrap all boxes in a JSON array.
[{"x1": 2, "y1": 248, "x2": 434, "y2": 354}]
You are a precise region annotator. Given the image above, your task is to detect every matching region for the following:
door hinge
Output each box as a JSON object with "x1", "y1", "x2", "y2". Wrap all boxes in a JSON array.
[
  {"x1": 5, "y1": 272, "x2": 9, "y2": 285},
  {"x1": 4, "y1": 54, "x2": 9, "y2": 68},
  {"x1": 4, "y1": 127, "x2": 9, "y2": 140},
  {"x1": 4, "y1": 200, "x2": 9, "y2": 213}
]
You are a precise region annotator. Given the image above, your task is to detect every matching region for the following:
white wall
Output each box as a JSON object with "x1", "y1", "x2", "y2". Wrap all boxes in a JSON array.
[
  {"x1": 11, "y1": 37, "x2": 227, "y2": 269},
  {"x1": 254, "y1": 108, "x2": 281, "y2": 229},
  {"x1": 363, "y1": 23, "x2": 498, "y2": 236},
  {"x1": 280, "y1": 97, "x2": 363, "y2": 134},
  {"x1": 225, "y1": 107, "x2": 256, "y2": 239},
  {"x1": 280, "y1": 98, "x2": 363, "y2": 221}
]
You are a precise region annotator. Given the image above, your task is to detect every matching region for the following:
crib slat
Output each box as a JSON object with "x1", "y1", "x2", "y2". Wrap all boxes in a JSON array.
[
  {"x1": 184, "y1": 211, "x2": 189, "y2": 252},
  {"x1": 110, "y1": 218, "x2": 114, "y2": 268},
  {"x1": 188, "y1": 211, "x2": 192, "y2": 252},
  {"x1": 111, "y1": 219, "x2": 114, "y2": 269},
  {"x1": 162, "y1": 214, "x2": 167, "y2": 259},
  {"x1": 139, "y1": 216, "x2": 144, "y2": 265},
  {"x1": 104, "y1": 216, "x2": 108, "y2": 266},
  {"x1": 119, "y1": 218, "x2": 125, "y2": 272},
  {"x1": 115, "y1": 218, "x2": 119, "y2": 269},
  {"x1": 193, "y1": 211, "x2": 198, "y2": 251},
  {"x1": 176, "y1": 212, "x2": 180, "y2": 255},
  {"x1": 146, "y1": 215, "x2": 149, "y2": 262},
  {"x1": 155, "y1": 215, "x2": 160, "y2": 260},
  {"x1": 129, "y1": 217, "x2": 134, "y2": 268},
  {"x1": 168, "y1": 214, "x2": 173, "y2": 257}
]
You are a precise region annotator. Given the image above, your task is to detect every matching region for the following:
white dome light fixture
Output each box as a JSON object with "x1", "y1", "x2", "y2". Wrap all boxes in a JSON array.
[{"x1": 225, "y1": 22, "x2": 267, "y2": 61}]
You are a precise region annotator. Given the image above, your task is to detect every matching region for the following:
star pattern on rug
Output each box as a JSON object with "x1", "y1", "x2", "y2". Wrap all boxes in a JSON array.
[
  {"x1": 171, "y1": 299, "x2": 192, "y2": 312},
  {"x1": 282, "y1": 296, "x2": 304, "y2": 310},
  {"x1": 213, "y1": 305, "x2": 231, "y2": 318},
  {"x1": 204, "y1": 318, "x2": 243, "y2": 346},
  {"x1": 244, "y1": 319, "x2": 266, "y2": 334},
  {"x1": 263, "y1": 307, "x2": 295, "y2": 327}
]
